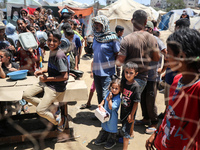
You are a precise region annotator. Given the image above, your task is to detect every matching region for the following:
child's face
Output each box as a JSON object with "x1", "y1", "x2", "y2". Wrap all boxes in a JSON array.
[
  {"x1": 117, "y1": 30, "x2": 124, "y2": 37},
  {"x1": 166, "y1": 45, "x2": 180, "y2": 72},
  {"x1": 17, "y1": 20, "x2": 27, "y2": 31},
  {"x1": 124, "y1": 68, "x2": 138, "y2": 83},
  {"x1": 21, "y1": 10, "x2": 27, "y2": 18},
  {"x1": 29, "y1": 27, "x2": 36, "y2": 34},
  {"x1": 0, "y1": 52, "x2": 9, "y2": 63},
  {"x1": 47, "y1": 34, "x2": 61, "y2": 51},
  {"x1": 0, "y1": 29, "x2": 5, "y2": 37},
  {"x1": 111, "y1": 83, "x2": 120, "y2": 95}
]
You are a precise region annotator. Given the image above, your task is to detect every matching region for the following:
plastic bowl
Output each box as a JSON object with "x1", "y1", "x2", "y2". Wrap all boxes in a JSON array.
[{"x1": 7, "y1": 70, "x2": 29, "y2": 80}]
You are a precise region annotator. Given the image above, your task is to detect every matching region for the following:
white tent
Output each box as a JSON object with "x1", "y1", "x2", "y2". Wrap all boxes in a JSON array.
[
  {"x1": 98, "y1": 0, "x2": 159, "y2": 36},
  {"x1": 45, "y1": 0, "x2": 89, "y2": 8}
]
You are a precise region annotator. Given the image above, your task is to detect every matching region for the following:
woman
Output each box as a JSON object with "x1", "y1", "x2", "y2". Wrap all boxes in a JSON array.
[{"x1": 91, "y1": 15, "x2": 120, "y2": 105}]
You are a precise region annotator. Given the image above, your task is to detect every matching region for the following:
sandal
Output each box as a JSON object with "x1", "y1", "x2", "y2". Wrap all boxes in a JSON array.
[
  {"x1": 80, "y1": 104, "x2": 91, "y2": 109},
  {"x1": 57, "y1": 116, "x2": 68, "y2": 132},
  {"x1": 145, "y1": 127, "x2": 157, "y2": 134}
]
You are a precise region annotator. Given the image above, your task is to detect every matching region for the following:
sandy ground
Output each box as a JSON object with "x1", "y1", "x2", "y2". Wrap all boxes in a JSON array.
[{"x1": 1, "y1": 30, "x2": 173, "y2": 150}]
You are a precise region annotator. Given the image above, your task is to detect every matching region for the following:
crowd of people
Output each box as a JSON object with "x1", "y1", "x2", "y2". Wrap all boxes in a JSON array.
[{"x1": 0, "y1": 6, "x2": 199, "y2": 150}]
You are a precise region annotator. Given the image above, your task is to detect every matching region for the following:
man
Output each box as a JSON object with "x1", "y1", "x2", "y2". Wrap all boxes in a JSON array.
[
  {"x1": 136, "y1": 21, "x2": 166, "y2": 134},
  {"x1": 116, "y1": 10, "x2": 160, "y2": 139},
  {"x1": 116, "y1": 10, "x2": 159, "y2": 92}
]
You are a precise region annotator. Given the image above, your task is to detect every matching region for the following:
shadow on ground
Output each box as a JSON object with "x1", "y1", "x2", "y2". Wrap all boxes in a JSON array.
[
  {"x1": 72, "y1": 111, "x2": 101, "y2": 127},
  {"x1": 1, "y1": 138, "x2": 56, "y2": 150},
  {"x1": 86, "y1": 138, "x2": 124, "y2": 150}
]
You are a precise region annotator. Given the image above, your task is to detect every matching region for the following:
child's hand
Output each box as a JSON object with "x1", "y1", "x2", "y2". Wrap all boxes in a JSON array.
[
  {"x1": 34, "y1": 70, "x2": 43, "y2": 77},
  {"x1": 9, "y1": 68, "x2": 18, "y2": 72},
  {"x1": 127, "y1": 114, "x2": 134, "y2": 123},
  {"x1": 39, "y1": 74, "x2": 47, "y2": 82},
  {"x1": 106, "y1": 92, "x2": 112, "y2": 101},
  {"x1": 98, "y1": 104, "x2": 103, "y2": 108},
  {"x1": 28, "y1": 48, "x2": 34, "y2": 53}
]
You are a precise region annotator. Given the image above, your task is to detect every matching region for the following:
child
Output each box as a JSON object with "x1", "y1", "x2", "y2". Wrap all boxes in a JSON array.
[
  {"x1": 120, "y1": 62, "x2": 140, "y2": 150},
  {"x1": 146, "y1": 28, "x2": 200, "y2": 150},
  {"x1": 115, "y1": 25, "x2": 124, "y2": 41},
  {"x1": 23, "y1": 29, "x2": 69, "y2": 132},
  {"x1": 95, "y1": 78, "x2": 121, "y2": 149}
]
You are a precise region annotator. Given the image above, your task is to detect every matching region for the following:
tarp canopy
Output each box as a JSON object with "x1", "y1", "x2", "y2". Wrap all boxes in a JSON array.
[
  {"x1": 45, "y1": 0, "x2": 89, "y2": 8},
  {"x1": 98, "y1": 0, "x2": 159, "y2": 36},
  {"x1": 7, "y1": 0, "x2": 41, "y2": 6}
]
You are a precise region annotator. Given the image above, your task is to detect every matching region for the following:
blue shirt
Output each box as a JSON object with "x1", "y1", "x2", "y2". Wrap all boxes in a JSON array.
[
  {"x1": 102, "y1": 92, "x2": 121, "y2": 133},
  {"x1": 79, "y1": 18, "x2": 85, "y2": 25},
  {"x1": 92, "y1": 39, "x2": 120, "y2": 76},
  {"x1": 73, "y1": 34, "x2": 82, "y2": 49}
]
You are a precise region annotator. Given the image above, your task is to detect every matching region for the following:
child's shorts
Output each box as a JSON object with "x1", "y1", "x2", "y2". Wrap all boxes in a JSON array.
[{"x1": 121, "y1": 120, "x2": 133, "y2": 139}]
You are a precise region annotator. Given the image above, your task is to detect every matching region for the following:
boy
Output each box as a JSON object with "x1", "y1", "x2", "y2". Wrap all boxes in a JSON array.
[
  {"x1": 121, "y1": 62, "x2": 140, "y2": 150},
  {"x1": 23, "y1": 29, "x2": 69, "y2": 132},
  {"x1": 115, "y1": 25, "x2": 124, "y2": 41}
]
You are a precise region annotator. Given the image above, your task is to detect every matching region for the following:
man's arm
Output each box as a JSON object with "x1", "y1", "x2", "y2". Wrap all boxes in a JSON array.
[{"x1": 116, "y1": 55, "x2": 126, "y2": 77}]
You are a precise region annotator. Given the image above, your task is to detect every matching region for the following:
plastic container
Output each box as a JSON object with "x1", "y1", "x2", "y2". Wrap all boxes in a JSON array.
[
  {"x1": 7, "y1": 70, "x2": 29, "y2": 80},
  {"x1": 18, "y1": 32, "x2": 38, "y2": 50},
  {"x1": 59, "y1": 38, "x2": 71, "y2": 53},
  {"x1": 95, "y1": 106, "x2": 110, "y2": 123},
  {"x1": 36, "y1": 31, "x2": 48, "y2": 43}
]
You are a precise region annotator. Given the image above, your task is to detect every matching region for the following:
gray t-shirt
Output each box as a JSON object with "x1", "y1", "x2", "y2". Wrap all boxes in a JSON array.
[
  {"x1": 119, "y1": 31, "x2": 158, "y2": 81},
  {"x1": 46, "y1": 49, "x2": 69, "y2": 92},
  {"x1": 148, "y1": 36, "x2": 166, "y2": 81}
]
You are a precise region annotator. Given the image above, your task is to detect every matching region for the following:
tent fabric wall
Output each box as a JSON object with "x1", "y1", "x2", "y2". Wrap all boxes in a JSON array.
[
  {"x1": 98, "y1": 0, "x2": 158, "y2": 36},
  {"x1": 109, "y1": 19, "x2": 132, "y2": 36},
  {"x1": 98, "y1": 0, "x2": 158, "y2": 21}
]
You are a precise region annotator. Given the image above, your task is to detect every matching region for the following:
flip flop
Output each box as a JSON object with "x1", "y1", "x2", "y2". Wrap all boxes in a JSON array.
[
  {"x1": 80, "y1": 104, "x2": 91, "y2": 109},
  {"x1": 57, "y1": 116, "x2": 68, "y2": 132},
  {"x1": 22, "y1": 105, "x2": 30, "y2": 114},
  {"x1": 145, "y1": 127, "x2": 157, "y2": 134}
]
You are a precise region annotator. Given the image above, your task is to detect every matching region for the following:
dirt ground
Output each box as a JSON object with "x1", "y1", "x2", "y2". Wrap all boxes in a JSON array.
[{"x1": 1, "y1": 30, "x2": 172, "y2": 150}]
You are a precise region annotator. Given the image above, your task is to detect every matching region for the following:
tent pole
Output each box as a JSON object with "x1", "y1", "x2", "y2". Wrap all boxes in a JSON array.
[{"x1": 24, "y1": 0, "x2": 26, "y2": 8}]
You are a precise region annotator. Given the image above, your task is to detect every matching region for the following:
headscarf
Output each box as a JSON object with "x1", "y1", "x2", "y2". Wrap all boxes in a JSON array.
[{"x1": 92, "y1": 15, "x2": 118, "y2": 43}]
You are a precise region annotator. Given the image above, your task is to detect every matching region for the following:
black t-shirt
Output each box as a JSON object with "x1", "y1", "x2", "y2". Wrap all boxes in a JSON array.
[
  {"x1": 120, "y1": 81, "x2": 141, "y2": 121},
  {"x1": 2, "y1": 62, "x2": 19, "y2": 76},
  {"x1": 45, "y1": 49, "x2": 69, "y2": 92}
]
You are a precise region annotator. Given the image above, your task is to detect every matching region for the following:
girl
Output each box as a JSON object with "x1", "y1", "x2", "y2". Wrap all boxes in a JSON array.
[
  {"x1": 17, "y1": 18, "x2": 30, "y2": 33},
  {"x1": 146, "y1": 28, "x2": 200, "y2": 150},
  {"x1": 95, "y1": 78, "x2": 121, "y2": 149},
  {"x1": 16, "y1": 18, "x2": 39, "y2": 75}
]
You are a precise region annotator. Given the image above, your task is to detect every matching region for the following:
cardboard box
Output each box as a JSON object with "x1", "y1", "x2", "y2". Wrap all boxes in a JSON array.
[{"x1": 95, "y1": 106, "x2": 110, "y2": 123}]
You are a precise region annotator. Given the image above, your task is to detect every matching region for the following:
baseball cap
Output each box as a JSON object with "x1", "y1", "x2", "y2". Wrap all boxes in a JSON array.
[
  {"x1": 145, "y1": 21, "x2": 154, "y2": 29},
  {"x1": 182, "y1": 10, "x2": 187, "y2": 15},
  {"x1": 61, "y1": 9, "x2": 69, "y2": 14}
]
